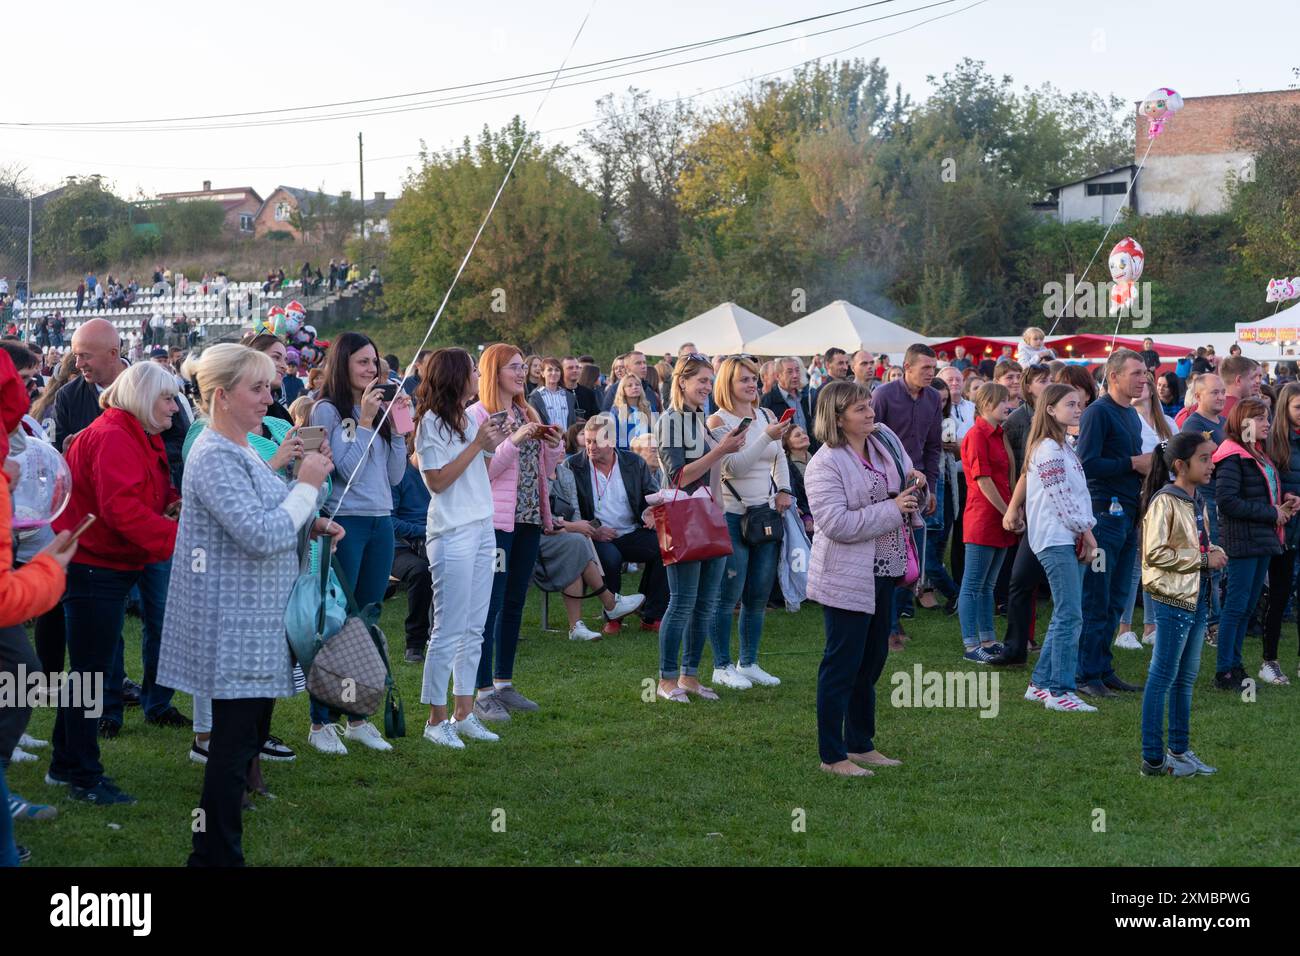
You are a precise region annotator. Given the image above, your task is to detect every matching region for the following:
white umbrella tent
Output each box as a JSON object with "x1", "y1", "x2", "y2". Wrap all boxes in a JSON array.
[
  {"x1": 744, "y1": 300, "x2": 924, "y2": 357},
  {"x1": 635, "y1": 302, "x2": 779, "y2": 357}
]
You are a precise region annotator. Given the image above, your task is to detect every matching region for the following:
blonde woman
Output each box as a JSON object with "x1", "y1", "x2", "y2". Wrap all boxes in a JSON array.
[
  {"x1": 707, "y1": 356, "x2": 793, "y2": 689},
  {"x1": 611, "y1": 373, "x2": 652, "y2": 450}
]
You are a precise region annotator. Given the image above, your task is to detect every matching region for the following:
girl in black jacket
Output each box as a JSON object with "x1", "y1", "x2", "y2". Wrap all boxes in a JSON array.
[
  {"x1": 1261, "y1": 383, "x2": 1300, "y2": 684},
  {"x1": 1213, "y1": 399, "x2": 1297, "y2": 690}
]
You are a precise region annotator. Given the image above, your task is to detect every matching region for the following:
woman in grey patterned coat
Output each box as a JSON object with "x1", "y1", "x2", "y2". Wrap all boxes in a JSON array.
[{"x1": 158, "y1": 344, "x2": 341, "y2": 867}]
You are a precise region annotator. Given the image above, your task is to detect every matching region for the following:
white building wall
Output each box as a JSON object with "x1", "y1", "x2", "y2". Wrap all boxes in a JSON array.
[{"x1": 1139, "y1": 153, "x2": 1253, "y2": 215}]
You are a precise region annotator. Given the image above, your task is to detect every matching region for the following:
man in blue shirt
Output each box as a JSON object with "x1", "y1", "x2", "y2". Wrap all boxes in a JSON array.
[
  {"x1": 390, "y1": 461, "x2": 433, "y2": 663},
  {"x1": 1075, "y1": 349, "x2": 1150, "y2": 698}
]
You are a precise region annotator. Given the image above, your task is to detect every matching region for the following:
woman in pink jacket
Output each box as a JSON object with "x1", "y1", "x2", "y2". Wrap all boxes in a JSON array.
[
  {"x1": 806, "y1": 380, "x2": 923, "y2": 778},
  {"x1": 466, "y1": 344, "x2": 565, "y2": 722}
]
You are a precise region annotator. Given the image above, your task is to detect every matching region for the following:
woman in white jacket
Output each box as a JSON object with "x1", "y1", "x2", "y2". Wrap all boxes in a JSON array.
[{"x1": 1023, "y1": 383, "x2": 1098, "y2": 713}]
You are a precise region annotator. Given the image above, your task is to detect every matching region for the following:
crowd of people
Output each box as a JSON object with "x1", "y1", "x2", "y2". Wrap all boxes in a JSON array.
[{"x1": 1, "y1": 311, "x2": 1297, "y2": 865}]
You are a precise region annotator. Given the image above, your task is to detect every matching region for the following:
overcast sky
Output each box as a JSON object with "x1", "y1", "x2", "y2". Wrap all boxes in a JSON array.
[{"x1": 4, "y1": 0, "x2": 1290, "y2": 201}]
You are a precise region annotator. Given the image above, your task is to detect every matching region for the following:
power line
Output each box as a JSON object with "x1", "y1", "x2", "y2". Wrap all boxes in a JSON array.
[
  {"x1": 4, "y1": 0, "x2": 974, "y2": 133},
  {"x1": 5, "y1": 1, "x2": 906, "y2": 129}
]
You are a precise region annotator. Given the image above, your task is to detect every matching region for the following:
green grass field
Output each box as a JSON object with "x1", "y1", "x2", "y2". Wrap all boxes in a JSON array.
[{"x1": 11, "y1": 582, "x2": 1300, "y2": 867}]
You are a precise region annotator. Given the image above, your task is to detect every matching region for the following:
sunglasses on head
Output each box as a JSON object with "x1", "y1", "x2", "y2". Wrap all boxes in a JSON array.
[{"x1": 686, "y1": 352, "x2": 710, "y2": 364}]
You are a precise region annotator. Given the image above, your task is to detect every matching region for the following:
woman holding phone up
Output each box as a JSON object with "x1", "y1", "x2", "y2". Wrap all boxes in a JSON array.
[{"x1": 306, "y1": 331, "x2": 413, "y2": 754}]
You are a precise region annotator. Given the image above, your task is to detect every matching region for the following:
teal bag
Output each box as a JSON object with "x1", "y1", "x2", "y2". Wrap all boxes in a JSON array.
[{"x1": 284, "y1": 530, "x2": 347, "y2": 671}]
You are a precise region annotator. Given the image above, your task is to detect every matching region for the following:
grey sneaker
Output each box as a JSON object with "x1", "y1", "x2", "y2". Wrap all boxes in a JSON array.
[
  {"x1": 473, "y1": 694, "x2": 512, "y2": 723},
  {"x1": 1141, "y1": 754, "x2": 1195, "y2": 778},
  {"x1": 492, "y1": 685, "x2": 539, "y2": 713},
  {"x1": 1173, "y1": 749, "x2": 1217, "y2": 775}
]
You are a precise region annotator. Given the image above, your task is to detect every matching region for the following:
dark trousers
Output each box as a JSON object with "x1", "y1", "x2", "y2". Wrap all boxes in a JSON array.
[
  {"x1": 1263, "y1": 548, "x2": 1299, "y2": 661},
  {"x1": 593, "y1": 528, "x2": 668, "y2": 621},
  {"x1": 105, "y1": 558, "x2": 174, "y2": 725},
  {"x1": 994, "y1": 532, "x2": 1017, "y2": 608},
  {"x1": 51, "y1": 563, "x2": 139, "y2": 789},
  {"x1": 34, "y1": 601, "x2": 65, "y2": 676},
  {"x1": 816, "y1": 577, "x2": 892, "y2": 764},
  {"x1": 951, "y1": 472, "x2": 968, "y2": 589},
  {"x1": 1078, "y1": 506, "x2": 1137, "y2": 683},
  {"x1": 390, "y1": 544, "x2": 433, "y2": 652},
  {"x1": 188, "y1": 697, "x2": 274, "y2": 868},
  {"x1": 478, "y1": 524, "x2": 541, "y2": 687},
  {"x1": 0, "y1": 625, "x2": 39, "y2": 762},
  {"x1": 1001, "y1": 535, "x2": 1047, "y2": 660}
]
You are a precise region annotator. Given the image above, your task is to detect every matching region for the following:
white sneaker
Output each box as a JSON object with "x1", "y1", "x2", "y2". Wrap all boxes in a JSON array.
[
  {"x1": 736, "y1": 663, "x2": 781, "y2": 687},
  {"x1": 710, "y1": 665, "x2": 753, "y2": 690},
  {"x1": 10, "y1": 746, "x2": 37, "y2": 763},
  {"x1": 1113, "y1": 631, "x2": 1143, "y2": 650},
  {"x1": 423, "y1": 719, "x2": 465, "y2": 749},
  {"x1": 626, "y1": 563, "x2": 640, "y2": 573},
  {"x1": 568, "y1": 620, "x2": 601, "y2": 642},
  {"x1": 343, "y1": 720, "x2": 393, "y2": 752},
  {"x1": 451, "y1": 712, "x2": 500, "y2": 742},
  {"x1": 1259, "y1": 660, "x2": 1290, "y2": 685},
  {"x1": 1141, "y1": 630, "x2": 1156, "y2": 646},
  {"x1": 1024, "y1": 684, "x2": 1050, "y2": 704},
  {"x1": 18, "y1": 733, "x2": 48, "y2": 749},
  {"x1": 604, "y1": 592, "x2": 646, "y2": 622},
  {"x1": 1046, "y1": 691, "x2": 1097, "y2": 712},
  {"x1": 308, "y1": 723, "x2": 349, "y2": 755}
]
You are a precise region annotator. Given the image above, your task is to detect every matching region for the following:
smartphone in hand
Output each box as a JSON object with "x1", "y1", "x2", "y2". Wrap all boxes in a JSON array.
[{"x1": 779, "y1": 408, "x2": 796, "y2": 424}]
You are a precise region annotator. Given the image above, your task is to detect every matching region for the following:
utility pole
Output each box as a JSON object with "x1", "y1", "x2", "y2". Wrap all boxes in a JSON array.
[
  {"x1": 23, "y1": 196, "x2": 32, "y2": 343},
  {"x1": 358, "y1": 132, "x2": 365, "y2": 241}
]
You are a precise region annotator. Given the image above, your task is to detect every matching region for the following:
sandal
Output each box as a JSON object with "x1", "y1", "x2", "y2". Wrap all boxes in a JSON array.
[
  {"x1": 680, "y1": 682, "x2": 720, "y2": 701},
  {"x1": 656, "y1": 686, "x2": 690, "y2": 704}
]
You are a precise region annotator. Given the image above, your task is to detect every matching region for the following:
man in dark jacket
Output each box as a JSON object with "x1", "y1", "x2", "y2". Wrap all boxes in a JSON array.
[
  {"x1": 600, "y1": 350, "x2": 660, "y2": 413},
  {"x1": 564, "y1": 415, "x2": 668, "y2": 631},
  {"x1": 760, "y1": 357, "x2": 814, "y2": 448},
  {"x1": 54, "y1": 319, "x2": 122, "y2": 452},
  {"x1": 563, "y1": 356, "x2": 601, "y2": 422}
]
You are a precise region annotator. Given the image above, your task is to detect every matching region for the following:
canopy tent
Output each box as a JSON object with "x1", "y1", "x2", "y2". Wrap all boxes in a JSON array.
[
  {"x1": 1236, "y1": 303, "x2": 1300, "y2": 351},
  {"x1": 744, "y1": 300, "x2": 923, "y2": 357},
  {"x1": 927, "y1": 335, "x2": 1018, "y2": 359},
  {"x1": 1046, "y1": 333, "x2": 1186, "y2": 361},
  {"x1": 634, "y1": 303, "x2": 779, "y2": 357}
]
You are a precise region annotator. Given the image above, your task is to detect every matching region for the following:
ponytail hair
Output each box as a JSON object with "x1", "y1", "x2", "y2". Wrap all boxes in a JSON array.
[{"x1": 1141, "y1": 431, "x2": 1215, "y2": 514}]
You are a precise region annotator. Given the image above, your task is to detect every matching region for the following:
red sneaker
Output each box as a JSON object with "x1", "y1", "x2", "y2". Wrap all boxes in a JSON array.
[
  {"x1": 603, "y1": 620, "x2": 623, "y2": 635},
  {"x1": 639, "y1": 619, "x2": 660, "y2": 633}
]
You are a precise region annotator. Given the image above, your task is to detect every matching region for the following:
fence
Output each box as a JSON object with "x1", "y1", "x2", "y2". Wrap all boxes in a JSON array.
[{"x1": 0, "y1": 196, "x2": 33, "y2": 337}]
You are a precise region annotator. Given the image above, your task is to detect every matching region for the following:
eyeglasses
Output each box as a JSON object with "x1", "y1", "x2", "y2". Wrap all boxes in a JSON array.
[{"x1": 503, "y1": 363, "x2": 526, "y2": 372}]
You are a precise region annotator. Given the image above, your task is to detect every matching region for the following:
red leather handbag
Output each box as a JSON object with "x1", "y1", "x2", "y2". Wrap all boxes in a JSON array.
[{"x1": 652, "y1": 480, "x2": 734, "y2": 566}]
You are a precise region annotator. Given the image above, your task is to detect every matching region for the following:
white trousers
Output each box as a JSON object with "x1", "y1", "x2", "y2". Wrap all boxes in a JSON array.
[{"x1": 420, "y1": 517, "x2": 496, "y2": 703}]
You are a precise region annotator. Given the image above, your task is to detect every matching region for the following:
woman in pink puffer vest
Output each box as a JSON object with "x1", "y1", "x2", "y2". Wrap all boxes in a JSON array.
[
  {"x1": 465, "y1": 344, "x2": 565, "y2": 722},
  {"x1": 805, "y1": 380, "x2": 924, "y2": 779}
]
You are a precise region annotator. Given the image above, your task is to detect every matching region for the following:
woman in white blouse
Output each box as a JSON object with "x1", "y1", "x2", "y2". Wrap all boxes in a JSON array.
[
  {"x1": 1023, "y1": 383, "x2": 1097, "y2": 713},
  {"x1": 707, "y1": 357, "x2": 794, "y2": 690}
]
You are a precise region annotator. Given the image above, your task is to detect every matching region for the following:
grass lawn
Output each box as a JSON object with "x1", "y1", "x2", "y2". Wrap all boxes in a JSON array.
[{"x1": 11, "y1": 580, "x2": 1300, "y2": 867}]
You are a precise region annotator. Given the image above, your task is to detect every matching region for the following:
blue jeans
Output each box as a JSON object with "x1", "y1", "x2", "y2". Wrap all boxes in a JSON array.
[
  {"x1": 51, "y1": 563, "x2": 139, "y2": 789},
  {"x1": 891, "y1": 526, "x2": 927, "y2": 631},
  {"x1": 477, "y1": 523, "x2": 541, "y2": 688},
  {"x1": 1031, "y1": 545, "x2": 1086, "y2": 695},
  {"x1": 0, "y1": 765, "x2": 15, "y2": 866},
  {"x1": 1078, "y1": 506, "x2": 1137, "y2": 682},
  {"x1": 1119, "y1": 549, "x2": 1156, "y2": 631},
  {"x1": 660, "y1": 554, "x2": 727, "y2": 679},
  {"x1": 1205, "y1": 498, "x2": 1222, "y2": 628},
  {"x1": 958, "y1": 544, "x2": 1006, "y2": 647},
  {"x1": 712, "y1": 512, "x2": 781, "y2": 669},
  {"x1": 1217, "y1": 553, "x2": 1271, "y2": 674},
  {"x1": 923, "y1": 492, "x2": 958, "y2": 603},
  {"x1": 309, "y1": 515, "x2": 395, "y2": 725},
  {"x1": 816, "y1": 577, "x2": 892, "y2": 763},
  {"x1": 1141, "y1": 591, "x2": 1208, "y2": 763}
]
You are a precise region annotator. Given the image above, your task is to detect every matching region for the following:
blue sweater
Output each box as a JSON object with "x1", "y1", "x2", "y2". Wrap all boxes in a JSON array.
[
  {"x1": 1077, "y1": 393, "x2": 1142, "y2": 512},
  {"x1": 391, "y1": 462, "x2": 431, "y2": 545},
  {"x1": 310, "y1": 399, "x2": 408, "y2": 516}
]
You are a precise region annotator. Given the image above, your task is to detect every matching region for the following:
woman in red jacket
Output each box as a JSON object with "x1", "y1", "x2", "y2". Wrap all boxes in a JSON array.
[{"x1": 49, "y1": 361, "x2": 181, "y2": 807}]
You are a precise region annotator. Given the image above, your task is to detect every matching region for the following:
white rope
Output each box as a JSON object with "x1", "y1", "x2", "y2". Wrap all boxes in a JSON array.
[{"x1": 325, "y1": 1, "x2": 597, "y2": 521}]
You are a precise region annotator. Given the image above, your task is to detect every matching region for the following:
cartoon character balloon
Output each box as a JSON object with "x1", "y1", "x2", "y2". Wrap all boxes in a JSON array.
[
  {"x1": 1140, "y1": 87, "x2": 1184, "y2": 138},
  {"x1": 1266, "y1": 277, "x2": 1300, "y2": 303},
  {"x1": 1108, "y1": 237, "x2": 1145, "y2": 314},
  {"x1": 283, "y1": 300, "x2": 306, "y2": 336}
]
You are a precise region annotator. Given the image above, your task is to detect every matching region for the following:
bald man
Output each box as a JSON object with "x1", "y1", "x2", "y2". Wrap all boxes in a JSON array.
[{"x1": 53, "y1": 318, "x2": 124, "y2": 452}]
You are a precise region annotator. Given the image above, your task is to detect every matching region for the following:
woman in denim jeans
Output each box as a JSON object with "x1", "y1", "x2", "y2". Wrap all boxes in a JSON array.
[
  {"x1": 1138, "y1": 434, "x2": 1225, "y2": 777},
  {"x1": 1021, "y1": 385, "x2": 1097, "y2": 711},
  {"x1": 919, "y1": 377, "x2": 959, "y2": 615},
  {"x1": 654, "y1": 354, "x2": 745, "y2": 704},
  {"x1": 708, "y1": 357, "x2": 794, "y2": 690}
]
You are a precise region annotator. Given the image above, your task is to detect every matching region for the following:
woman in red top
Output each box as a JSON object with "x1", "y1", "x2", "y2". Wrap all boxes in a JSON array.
[
  {"x1": 958, "y1": 382, "x2": 1019, "y2": 663},
  {"x1": 49, "y1": 362, "x2": 181, "y2": 807}
]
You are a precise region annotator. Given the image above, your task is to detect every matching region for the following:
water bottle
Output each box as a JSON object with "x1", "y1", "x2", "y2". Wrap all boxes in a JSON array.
[{"x1": 1108, "y1": 496, "x2": 1123, "y2": 517}]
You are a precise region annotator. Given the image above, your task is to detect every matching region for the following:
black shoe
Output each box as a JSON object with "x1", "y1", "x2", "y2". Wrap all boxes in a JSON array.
[
  {"x1": 1214, "y1": 671, "x2": 1243, "y2": 691},
  {"x1": 1077, "y1": 680, "x2": 1117, "y2": 699},
  {"x1": 987, "y1": 650, "x2": 1027, "y2": 666},
  {"x1": 1230, "y1": 665, "x2": 1248, "y2": 683},
  {"x1": 122, "y1": 678, "x2": 141, "y2": 707},
  {"x1": 995, "y1": 603, "x2": 1008, "y2": 616},
  {"x1": 404, "y1": 648, "x2": 425, "y2": 664},
  {"x1": 942, "y1": 600, "x2": 959, "y2": 617},
  {"x1": 16, "y1": 844, "x2": 31, "y2": 864},
  {"x1": 1103, "y1": 675, "x2": 1143, "y2": 692},
  {"x1": 899, "y1": 607, "x2": 914, "y2": 619},
  {"x1": 144, "y1": 706, "x2": 190, "y2": 728},
  {"x1": 97, "y1": 719, "x2": 122, "y2": 739}
]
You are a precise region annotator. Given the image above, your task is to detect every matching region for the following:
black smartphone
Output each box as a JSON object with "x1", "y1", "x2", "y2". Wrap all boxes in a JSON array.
[
  {"x1": 378, "y1": 383, "x2": 399, "y2": 403},
  {"x1": 735, "y1": 417, "x2": 753, "y2": 433}
]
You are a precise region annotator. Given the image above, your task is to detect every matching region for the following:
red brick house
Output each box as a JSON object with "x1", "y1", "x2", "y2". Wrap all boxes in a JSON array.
[
  {"x1": 1135, "y1": 88, "x2": 1300, "y2": 215},
  {"x1": 156, "y1": 181, "x2": 263, "y2": 235}
]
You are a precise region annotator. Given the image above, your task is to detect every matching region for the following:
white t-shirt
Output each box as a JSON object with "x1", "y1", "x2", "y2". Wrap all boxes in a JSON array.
[
  {"x1": 591, "y1": 456, "x2": 636, "y2": 536},
  {"x1": 415, "y1": 410, "x2": 493, "y2": 537}
]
